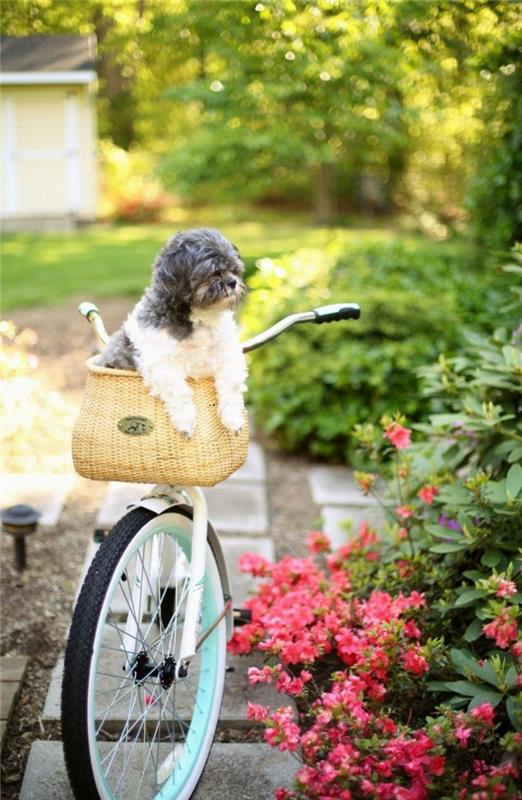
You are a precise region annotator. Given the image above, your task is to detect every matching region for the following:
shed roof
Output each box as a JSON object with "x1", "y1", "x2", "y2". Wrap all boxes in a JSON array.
[{"x1": 0, "y1": 35, "x2": 96, "y2": 73}]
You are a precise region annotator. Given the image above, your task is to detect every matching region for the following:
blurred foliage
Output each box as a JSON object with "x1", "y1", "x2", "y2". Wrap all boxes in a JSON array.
[
  {"x1": 99, "y1": 139, "x2": 172, "y2": 222},
  {"x1": 1, "y1": 0, "x2": 520, "y2": 245},
  {"x1": 242, "y1": 236, "x2": 507, "y2": 462}
]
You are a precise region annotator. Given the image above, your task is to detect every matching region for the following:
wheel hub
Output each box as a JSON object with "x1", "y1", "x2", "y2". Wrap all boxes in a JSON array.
[{"x1": 131, "y1": 650, "x2": 179, "y2": 689}]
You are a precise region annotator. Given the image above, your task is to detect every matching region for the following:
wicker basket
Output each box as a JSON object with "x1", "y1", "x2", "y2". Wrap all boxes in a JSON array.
[{"x1": 72, "y1": 357, "x2": 249, "y2": 487}]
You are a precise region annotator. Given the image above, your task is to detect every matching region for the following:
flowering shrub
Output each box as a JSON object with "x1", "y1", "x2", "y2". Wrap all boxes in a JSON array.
[
  {"x1": 231, "y1": 269, "x2": 521, "y2": 797},
  {"x1": 230, "y1": 529, "x2": 522, "y2": 799}
]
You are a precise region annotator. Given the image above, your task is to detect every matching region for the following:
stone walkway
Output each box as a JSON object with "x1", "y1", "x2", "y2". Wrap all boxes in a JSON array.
[
  {"x1": 0, "y1": 656, "x2": 28, "y2": 749},
  {"x1": 11, "y1": 445, "x2": 378, "y2": 798}
]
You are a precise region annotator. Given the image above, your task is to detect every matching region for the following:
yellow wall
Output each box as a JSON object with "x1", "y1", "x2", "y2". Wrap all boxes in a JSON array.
[{"x1": 1, "y1": 83, "x2": 98, "y2": 220}]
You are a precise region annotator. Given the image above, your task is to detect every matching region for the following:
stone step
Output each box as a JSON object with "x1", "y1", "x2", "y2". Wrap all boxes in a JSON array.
[
  {"x1": 44, "y1": 651, "x2": 285, "y2": 729},
  {"x1": 322, "y1": 504, "x2": 388, "y2": 549},
  {"x1": 20, "y1": 740, "x2": 296, "y2": 800},
  {"x1": 96, "y1": 481, "x2": 269, "y2": 535},
  {"x1": 1, "y1": 655, "x2": 29, "y2": 747}
]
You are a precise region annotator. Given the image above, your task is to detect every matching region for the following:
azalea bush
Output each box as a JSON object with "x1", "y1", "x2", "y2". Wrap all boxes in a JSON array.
[
  {"x1": 231, "y1": 268, "x2": 521, "y2": 797},
  {"x1": 230, "y1": 527, "x2": 521, "y2": 799}
]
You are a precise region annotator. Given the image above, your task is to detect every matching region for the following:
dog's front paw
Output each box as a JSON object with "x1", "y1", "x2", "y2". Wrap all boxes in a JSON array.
[
  {"x1": 219, "y1": 400, "x2": 245, "y2": 434},
  {"x1": 167, "y1": 402, "x2": 197, "y2": 438}
]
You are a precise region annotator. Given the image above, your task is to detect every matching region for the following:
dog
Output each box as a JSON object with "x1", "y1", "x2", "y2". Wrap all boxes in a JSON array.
[{"x1": 96, "y1": 228, "x2": 248, "y2": 437}]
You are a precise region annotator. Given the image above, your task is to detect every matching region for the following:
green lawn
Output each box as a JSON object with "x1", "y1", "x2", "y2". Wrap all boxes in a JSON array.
[{"x1": 1, "y1": 207, "x2": 469, "y2": 310}]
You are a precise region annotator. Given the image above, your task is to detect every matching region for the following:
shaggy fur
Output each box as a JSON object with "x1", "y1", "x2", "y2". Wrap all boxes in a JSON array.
[{"x1": 97, "y1": 228, "x2": 248, "y2": 437}]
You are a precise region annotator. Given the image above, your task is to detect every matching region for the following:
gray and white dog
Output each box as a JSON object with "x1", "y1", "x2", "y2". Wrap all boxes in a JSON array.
[{"x1": 97, "y1": 228, "x2": 248, "y2": 437}]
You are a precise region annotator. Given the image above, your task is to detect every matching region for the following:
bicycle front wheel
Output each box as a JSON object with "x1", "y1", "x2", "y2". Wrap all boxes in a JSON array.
[{"x1": 62, "y1": 508, "x2": 227, "y2": 800}]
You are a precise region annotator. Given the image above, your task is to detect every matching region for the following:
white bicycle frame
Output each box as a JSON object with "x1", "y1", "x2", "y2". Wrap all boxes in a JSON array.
[{"x1": 79, "y1": 298, "x2": 360, "y2": 677}]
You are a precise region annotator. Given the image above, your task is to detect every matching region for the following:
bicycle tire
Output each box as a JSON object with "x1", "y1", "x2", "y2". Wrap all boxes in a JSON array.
[{"x1": 62, "y1": 507, "x2": 226, "y2": 800}]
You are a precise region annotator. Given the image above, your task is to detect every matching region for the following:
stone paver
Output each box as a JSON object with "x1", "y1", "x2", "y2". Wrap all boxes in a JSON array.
[
  {"x1": 322, "y1": 504, "x2": 389, "y2": 548},
  {"x1": 1, "y1": 474, "x2": 76, "y2": 526},
  {"x1": 44, "y1": 646, "x2": 282, "y2": 728},
  {"x1": 20, "y1": 741, "x2": 295, "y2": 800},
  {"x1": 221, "y1": 536, "x2": 274, "y2": 604},
  {"x1": 309, "y1": 464, "x2": 373, "y2": 506},
  {"x1": 96, "y1": 479, "x2": 268, "y2": 534},
  {"x1": 1, "y1": 655, "x2": 28, "y2": 682},
  {"x1": 1, "y1": 656, "x2": 28, "y2": 745},
  {"x1": 204, "y1": 483, "x2": 268, "y2": 534},
  {"x1": 95, "y1": 481, "x2": 154, "y2": 529},
  {"x1": 0, "y1": 683, "x2": 19, "y2": 722}
]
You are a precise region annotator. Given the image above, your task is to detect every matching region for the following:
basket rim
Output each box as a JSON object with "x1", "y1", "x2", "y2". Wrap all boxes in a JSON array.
[
  {"x1": 86, "y1": 355, "x2": 140, "y2": 378},
  {"x1": 85, "y1": 356, "x2": 215, "y2": 386}
]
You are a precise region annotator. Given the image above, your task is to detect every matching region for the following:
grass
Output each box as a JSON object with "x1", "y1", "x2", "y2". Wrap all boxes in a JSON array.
[{"x1": 1, "y1": 206, "x2": 470, "y2": 311}]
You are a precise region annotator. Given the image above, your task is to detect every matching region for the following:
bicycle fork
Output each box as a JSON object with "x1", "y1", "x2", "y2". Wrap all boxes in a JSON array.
[{"x1": 121, "y1": 486, "x2": 220, "y2": 678}]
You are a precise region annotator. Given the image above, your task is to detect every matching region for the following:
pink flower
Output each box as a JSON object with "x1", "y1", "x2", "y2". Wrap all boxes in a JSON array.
[
  {"x1": 247, "y1": 701, "x2": 269, "y2": 721},
  {"x1": 396, "y1": 505, "x2": 414, "y2": 519},
  {"x1": 402, "y1": 646, "x2": 429, "y2": 676},
  {"x1": 455, "y1": 724, "x2": 473, "y2": 747},
  {"x1": 307, "y1": 530, "x2": 331, "y2": 554},
  {"x1": 248, "y1": 665, "x2": 279, "y2": 684},
  {"x1": 418, "y1": 485, "x2": 439, "y2": 505},
  {"x1": 470, "y1": 703, "x2": 495, "y2": 726},
  {"x1": 403, "y1": 619, "x2": 422, "y2": 639},
  {"x1": 238, "y1": 552, "x2": 272, "y2": 577},
  {"x1": 511, "y1": 641, "x2": 522, "y2": 658},
  {"x1": 496, "y1": 579, "x2": 517, "y2": 598},
  {"x1": 384, "y1": 421, "x2": 412, "y2": 450},
  {"x1": 483, "y1": 609, "x2": 519, "y2": 649}
]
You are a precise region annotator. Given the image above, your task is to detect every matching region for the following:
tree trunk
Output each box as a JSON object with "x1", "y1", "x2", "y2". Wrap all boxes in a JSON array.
[
  {"x1": 93, "y1": 7, "x2": 136, "y2": 148},
  {"x1": 314, "y1": 162, "x2": 336, "y2": 224}
]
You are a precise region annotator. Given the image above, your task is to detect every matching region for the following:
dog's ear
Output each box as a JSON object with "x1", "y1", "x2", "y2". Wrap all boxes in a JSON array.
[
  {"x1": 153, "y1": 236, "x2": 192, "y2": 302},
  {"x1": 230, "y1": 243, "x2": 245, "y2": 275}
]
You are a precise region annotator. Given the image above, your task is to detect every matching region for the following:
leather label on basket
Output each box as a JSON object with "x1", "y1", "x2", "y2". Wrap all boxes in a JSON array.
[{"x1": 117, "y1": 416, "x2": 154, "y2": 436}]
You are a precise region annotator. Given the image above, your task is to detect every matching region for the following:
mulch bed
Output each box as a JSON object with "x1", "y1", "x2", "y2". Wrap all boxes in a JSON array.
[{"x1": 1, "y1": 297, "x2": 319, "y2": 797}]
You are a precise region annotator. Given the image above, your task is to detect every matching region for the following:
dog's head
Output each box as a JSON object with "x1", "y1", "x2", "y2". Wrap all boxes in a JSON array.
[{"x1": 152, "y1": 228, "x2": 246, "y2": 311}]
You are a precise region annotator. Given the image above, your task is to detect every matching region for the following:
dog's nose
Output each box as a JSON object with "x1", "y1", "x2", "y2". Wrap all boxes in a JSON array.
[{"x1": 226, "y1": 278, "x2": 237, "y2": 290}]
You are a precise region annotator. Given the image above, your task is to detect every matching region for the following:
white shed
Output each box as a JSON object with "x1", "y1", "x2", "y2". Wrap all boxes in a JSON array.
[{"x1": 0, "y1": 35, "x2": 98, "y2": 230}]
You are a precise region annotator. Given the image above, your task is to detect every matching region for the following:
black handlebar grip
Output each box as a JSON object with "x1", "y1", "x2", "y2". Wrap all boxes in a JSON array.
[{"x1": 313, "y1": 303, "x2": 361, "y2": 324}]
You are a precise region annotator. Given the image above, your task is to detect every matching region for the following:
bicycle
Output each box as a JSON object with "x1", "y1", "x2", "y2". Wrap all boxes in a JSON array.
[{"x1": 61, "y1": 298, "x2": 360, "y2": 800}]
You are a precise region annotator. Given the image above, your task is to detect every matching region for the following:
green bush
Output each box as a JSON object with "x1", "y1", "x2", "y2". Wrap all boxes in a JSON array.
[
  {"x1": 242, "y1": 236, "x2": 499, "y2": 462},
  {"x1": 350, "y1": 271, "x2": 522, "y2": 729}
]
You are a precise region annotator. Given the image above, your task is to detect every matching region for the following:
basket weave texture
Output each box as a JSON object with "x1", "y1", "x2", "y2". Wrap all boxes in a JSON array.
[{"x1": 72, "y1": 358, "x2": 249, "y2": 487}]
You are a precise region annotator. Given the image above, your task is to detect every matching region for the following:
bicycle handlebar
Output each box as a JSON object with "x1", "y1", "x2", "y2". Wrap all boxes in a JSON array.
[{"x1": 79, "y1": 300, "x2": 361, "y2": 352}]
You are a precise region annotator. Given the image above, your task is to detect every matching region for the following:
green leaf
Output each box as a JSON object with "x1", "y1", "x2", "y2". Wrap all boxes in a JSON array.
[
  {"x1": 506, "y1": 697, "x2": 522, "y2": 731},
  {"x1": 463, "y1": 618, "x2": 483, "y2": 642},
  {"x1": 443, "y1": 680, "x2": 481, "y2": 696},
  {"x1": 463, "y1": 570, "x2": 486, "y2": 581},
  {"x1": 506, "y1": 464, "x2": 522, "y2": 499},
  {"x1": 505, "y1": 666, "x2": 519, "y2": 690},
  {"x1": 481, "y1": 549, "x2": 502, "y2": 567},
  {"x1": 508, "y1": 445, "x2": 522, "y2": 464},
  {"x1": 430, "y1": 542, "x2": 469, "y2": 553},
  {"x1": 484, "y1": 480, "x2": 508, "y2": 504},
  {"x1": 467, "y1": 690, "x2": 503, "y2": 710},
  {"x1": 454, "y1": 589, "x2": 487, "y2": 607},
  {"x1": 427, "y1": 681, "x2": 452, "y2": 693},
  {"x1": 427, "y1": 525, "x2": 465, "y2": 542},
  {"x1": 447, "y1": 696, "x2": 468, "y2": 709},
  {"x1": 451, "y1": 648, "x2": 500, "y2": 687},
  {"x1": 438, "y1": 485, "x2": 471, "y2": 505}
]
